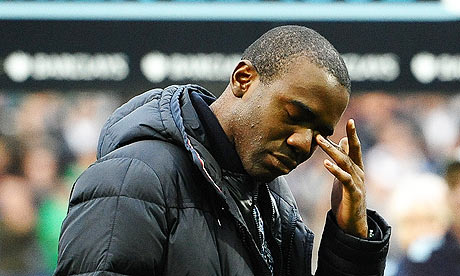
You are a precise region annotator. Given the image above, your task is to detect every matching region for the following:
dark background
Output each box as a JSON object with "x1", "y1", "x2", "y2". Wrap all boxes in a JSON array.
[{"x1": 1, "y1": 20, "x2": 459, "y2": 95}]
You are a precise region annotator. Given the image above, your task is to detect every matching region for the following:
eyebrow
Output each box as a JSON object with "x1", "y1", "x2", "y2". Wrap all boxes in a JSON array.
[{"x1": 290, "y1": 100, "x2": 334, "y2": 136}]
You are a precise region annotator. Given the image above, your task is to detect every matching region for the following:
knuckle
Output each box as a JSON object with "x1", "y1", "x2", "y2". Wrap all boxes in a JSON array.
[
  {"x1": 344, "y1": 158, "x2": 354, "y2": 171},
  {"x1": 342, "y1": 174, "x2": 352, "y2": 184},
  {"x1": 354, "y1": 189, "x2": 365, "y2": 200},
  {"x1": 360, "y1": 172, "x2": 365, "y2": 182},
  {"x1": 351, "y1": 137, "x2": 361, "y2": 148},
  {"x1": 335, "y1": 156, "x2": 350, "y2": 168},
  {"x1": 355, "y1": 139, "x2": 361, "y2": 148}
]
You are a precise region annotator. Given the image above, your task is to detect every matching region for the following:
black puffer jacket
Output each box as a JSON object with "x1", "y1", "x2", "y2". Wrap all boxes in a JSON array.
[{"x1": 55, "y1": 85, "x2": 390, "y2": 276}]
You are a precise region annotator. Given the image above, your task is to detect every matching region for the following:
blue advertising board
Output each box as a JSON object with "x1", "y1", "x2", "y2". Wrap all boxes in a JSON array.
[{"x1": 0, "y1": 0, "x2": 459, "y2": 22}]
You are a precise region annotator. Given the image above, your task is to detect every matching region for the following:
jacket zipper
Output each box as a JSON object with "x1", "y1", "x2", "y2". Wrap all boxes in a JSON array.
[
  {"x1": 251, "y1": 191, "x2": 264, "y2": 247},
  {"x1": 284, "y1": 208, "x2": 298, "y2": 276},
  {"x1": 235, "y1": 220, "x2": 272, "y2": 276},
  {"x1": 217, "y1": 182, "x2": 271, "y2": 276}
]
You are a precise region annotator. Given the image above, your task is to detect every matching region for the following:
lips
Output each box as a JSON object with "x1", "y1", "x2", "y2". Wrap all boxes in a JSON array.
[{"x1": 271, "y1": 153, "x2": 298, "y2": 172}]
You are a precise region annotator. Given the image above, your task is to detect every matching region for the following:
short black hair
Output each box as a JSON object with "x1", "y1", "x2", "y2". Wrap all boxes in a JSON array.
[{"x1": 241, "y1": 25, "x2": 351, "y2": 93}]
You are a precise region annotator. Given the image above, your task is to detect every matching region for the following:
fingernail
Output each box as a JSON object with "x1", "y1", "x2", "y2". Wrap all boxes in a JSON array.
[
  {"x1": 350, "y1": 119, "x2": 355, "y2": 129},
  {"x1": 324, "y1": 159, "x2": 332, "y2": 167},
  {"x1": 326, "y1": 137, "x2": 340, "y2": 150},
  {"x1": 317, "y1": 135, "x2": 326, "y2": 143}
]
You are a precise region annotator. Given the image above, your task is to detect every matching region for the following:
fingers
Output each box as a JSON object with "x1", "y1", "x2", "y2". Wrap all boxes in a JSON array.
[
  {"x1": 346, "y1": 119, "x2": 364, "y2": 169},
  {"x1": 316, "y1": 135, "x2": 354, "y2": 174},
  {"x1": 324, "y1": 159, "x2": 355, "y2": 191},
  {"x1": 316, "y1": 119, "x2": 365, "y2": 181}
]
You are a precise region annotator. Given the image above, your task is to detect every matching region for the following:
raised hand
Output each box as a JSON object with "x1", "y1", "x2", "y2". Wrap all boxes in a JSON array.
[{"x1": 316, "y1": 119, "x2": 368, "y2": 238}]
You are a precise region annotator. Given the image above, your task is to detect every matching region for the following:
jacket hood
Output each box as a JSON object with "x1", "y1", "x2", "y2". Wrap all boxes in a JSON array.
[
  {"x1": 97, "y1": 84, "x2": 214, "y2": 159},
  {"x1": 97, "y1": 85, "x2": 225, "y2": 193}
]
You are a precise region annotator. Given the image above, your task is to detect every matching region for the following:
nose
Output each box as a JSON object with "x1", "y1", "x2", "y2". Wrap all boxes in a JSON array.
[{"x1": 286, "y1": 128, "x2": 316, "y2": 158}]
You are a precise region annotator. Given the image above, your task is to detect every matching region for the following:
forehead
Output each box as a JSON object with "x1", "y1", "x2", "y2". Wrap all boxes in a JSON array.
[{"x1": 271, "y1": 58, "x2": 349, "y2": 124}]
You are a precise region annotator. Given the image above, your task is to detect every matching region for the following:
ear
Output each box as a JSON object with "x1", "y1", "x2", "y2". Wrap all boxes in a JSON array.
[{"x1": 230, "y1": 60, "x2": 259, "y2": 98}]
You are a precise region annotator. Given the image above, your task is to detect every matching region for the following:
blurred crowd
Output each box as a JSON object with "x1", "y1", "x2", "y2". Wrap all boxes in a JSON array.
[
  {"x1": 0, "y1": 89, "x2": 459, "y2": 276},
  {"x1": 0, "y1": 91, "x2": 119, "y2": 276}
]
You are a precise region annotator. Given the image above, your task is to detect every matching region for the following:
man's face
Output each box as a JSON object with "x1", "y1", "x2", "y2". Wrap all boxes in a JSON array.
[{"x1": 232, "y1": 58, "x2": 349, "y2": 182}]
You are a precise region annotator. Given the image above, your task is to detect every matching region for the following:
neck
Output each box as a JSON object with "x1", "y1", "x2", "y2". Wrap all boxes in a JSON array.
[{"x1": 210, "y1": 86, "x2": 234, "y2": 144}]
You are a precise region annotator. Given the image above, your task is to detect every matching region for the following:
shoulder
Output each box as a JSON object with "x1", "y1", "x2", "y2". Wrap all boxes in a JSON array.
[
  {"x1": 101, "y1": 139, "x2": 196, "y2": 183},
  {"x1": 71, "y1": 140, "x2": 197, "y2": 208},
  {"x1": 104, "y1": 139, "x2": 190, "y2": 166}
]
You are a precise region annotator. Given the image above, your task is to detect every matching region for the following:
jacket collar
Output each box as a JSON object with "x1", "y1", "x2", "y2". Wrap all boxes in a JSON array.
[
  {"x1": 189, "y1": 91, "x2": 246, "y2": 174},
  {"x1": 96, "y1": 84, "x2": 224, "y2": 195}
]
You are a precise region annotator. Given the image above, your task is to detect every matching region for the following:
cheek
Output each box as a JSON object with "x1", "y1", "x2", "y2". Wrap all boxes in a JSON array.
[
  {"x1": 234, "y1": 129, "x2": 273, "y2": 172},
  {"x1": 235, "y1": 131, "x2": 264, "y2": 160}
]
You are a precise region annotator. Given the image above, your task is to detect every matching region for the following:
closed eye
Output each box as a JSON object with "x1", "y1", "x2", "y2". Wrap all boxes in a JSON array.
[{"x1": 287, "y1": 100, "x2": 334, "y2": 136}]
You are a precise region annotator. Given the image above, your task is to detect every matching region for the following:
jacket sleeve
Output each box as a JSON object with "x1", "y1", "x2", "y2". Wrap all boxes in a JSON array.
[
  {"x1": 315, "y1": 209, "x2": 391, "y2": 276},
  {"x1": 54, "y1": 157, "x2": 168, "y2": 276}
]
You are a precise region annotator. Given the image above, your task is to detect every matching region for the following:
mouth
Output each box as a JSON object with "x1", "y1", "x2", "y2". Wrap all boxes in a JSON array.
[{"x1": 270, "y1": 153, "x2": 298, "y2": 173}]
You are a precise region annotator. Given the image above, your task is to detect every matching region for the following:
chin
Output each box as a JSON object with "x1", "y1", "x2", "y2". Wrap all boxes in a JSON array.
[
  {"x1": 247, "y1": 167, "x2": 286, "y2": 183},
  {"x1": 243, "y1": 156, "x2": 288, "y2": 183}
]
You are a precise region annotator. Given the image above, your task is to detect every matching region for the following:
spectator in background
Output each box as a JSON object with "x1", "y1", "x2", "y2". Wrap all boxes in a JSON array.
[
  {"x1": 0, "y1": 175, "x2": 45, "y2": 276},
  {"x1": 417, "y1": 94, "x2": 460, "y2": 172},
  {"x1": 0, "y1": 135, "x2": 44, "y2": 275},
  {"x1": 13, "y1": 92, "x2": 71, "y2": 274},
  {"x1": 365, "y1": 117, "x2": 430, "y2": 218},
  {"x1": 0, "y1": 135, "x2": 24, "y2": 177},
  {"x1": 36, "y1": 181, "x2": 69, "y2": 275},
  {"x1": 22, "y1": 140, "x2": 61, "y2": 199},
  {"x1": 62, "y1": 93, "x2": 118, "y2": 185},
  {"x1": 15, "y1": 92, "x2": 61, "y2": 138},
  {"x1": 393, "y1": 156, "x2": 460, "y2": 276},
  {"x1": 390, "y1": 174, "x2": 450, "y2": 260},
  {"x1": 438, "y1": 156, "x2": 460, "y2": 274},
  {"x1": 15, "y1": 92, "x2": 75, "y2": 178},
  {"x1": 0, "y1": 137, "x2": 11, "y2": 177},
  {"x1": 348, "y1": 92, "x2": 398, "y2": 153},
  {"x1": 23, "y1": 140, "x2": 69, "y2": 274},
  {"x1": 0, "y1": 90, "x2": 119, "y2": 275}
]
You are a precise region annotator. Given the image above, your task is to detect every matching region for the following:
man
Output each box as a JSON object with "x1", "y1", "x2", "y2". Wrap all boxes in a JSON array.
[
  {"x1": 55, "y1": 25, "x2": 390, "y2": 276},
  {"x1": 395, "y1": 158, "x2": 460, "y2": 276}
]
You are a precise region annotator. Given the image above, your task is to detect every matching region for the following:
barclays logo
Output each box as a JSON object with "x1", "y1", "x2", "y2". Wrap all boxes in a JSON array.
[{"x1": 3, "y1": 51, "x2": 129, "y2": 82}]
